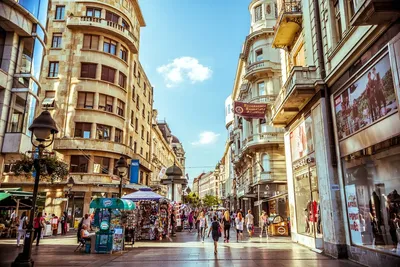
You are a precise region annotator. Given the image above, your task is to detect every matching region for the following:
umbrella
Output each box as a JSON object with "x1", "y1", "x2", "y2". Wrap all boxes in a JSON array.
[
  {"x1": 216, "y1": 207, "x2": 227, "y2": 211},
  {"x1": 122, "y1": 188, "x2": 164, "y2": 202}
]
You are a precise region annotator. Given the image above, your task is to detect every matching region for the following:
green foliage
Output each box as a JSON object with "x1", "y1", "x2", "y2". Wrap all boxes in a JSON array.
[
  {"x1": 184, "y1": 192, "x2": 201, "y2": 207},
  {"x1": 202, "y1": 194, "x2": 221, "y2": 208}
]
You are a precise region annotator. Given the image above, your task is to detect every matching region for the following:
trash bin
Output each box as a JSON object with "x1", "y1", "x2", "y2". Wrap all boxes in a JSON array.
[{"x1": 95, "y1": 231, "x2": 113, "y2": 254}]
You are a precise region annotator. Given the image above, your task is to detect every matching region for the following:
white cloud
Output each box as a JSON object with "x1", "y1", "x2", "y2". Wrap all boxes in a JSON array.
[
  {"x1": 191, "y1": 131, "x2": 220, "y2": 146},
  {"x1": 157, "y1": 57, "x2": 212, "y2": 87}
]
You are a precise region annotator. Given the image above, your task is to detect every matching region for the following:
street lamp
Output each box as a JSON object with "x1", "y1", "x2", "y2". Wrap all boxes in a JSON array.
[
  {"x1": 115, "y1": 156, "x2": 128, "y2": 198},
  {"x1": 13, "y1": 111, "x2": 58, "y2": 267}
]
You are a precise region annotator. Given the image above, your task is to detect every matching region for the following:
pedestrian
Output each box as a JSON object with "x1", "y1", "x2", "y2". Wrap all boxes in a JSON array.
[
  {"x1": 32, "y1": 212, "x2": 45, "y2": 246},
  {"x1": 218, "y1": 210, "x2": 223, "y2": 223},
  {"x1": 61, "y1": 212, "x2": 68, "y2": 235},
  {"x1": 16, "y1": 212, "x2": 28, "y2": 247},
  {"x1": 51, "y1": 214, "x2": 58, "y2": 235},
  {"x1": 235, "y1": 212, "x2": 244, "y2": 242},
  {"x1": 188, "y1": 211, "x2": 194, "y2": 233},
  {"x1": 260, "y1": 211, "x2": 269, "y2": 238},
  {"x1": 245, "y1": 210, "x2": 254, "y2": 238},
  {"x1": 207, "y1": 215, "x2": 221, "y2": 255},
  {"x1": 82, "y1": 214, "x2": 91, "y2": 230},
  {"x1": 194, "y1": 210, "x2": 198, "y2": 232},
  {"x1": 198, "y1": 211, "x2": 208, "y2": 243},
  {"x1": 222, "y1": 210, "x2": 231, "y2": 243}
]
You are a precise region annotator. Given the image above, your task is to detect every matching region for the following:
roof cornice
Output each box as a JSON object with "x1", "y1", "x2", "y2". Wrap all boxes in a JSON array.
[{"x1": 133, "y1": 0, "x2": 146, "y2": 27}]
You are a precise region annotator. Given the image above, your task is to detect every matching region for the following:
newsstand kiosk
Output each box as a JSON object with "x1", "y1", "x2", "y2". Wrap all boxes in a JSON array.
[{"x1": 90, "y1": 198, "x2": 135, "y2": 253}]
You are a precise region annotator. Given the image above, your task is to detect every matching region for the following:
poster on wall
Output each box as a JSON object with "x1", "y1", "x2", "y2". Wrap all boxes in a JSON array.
[
  {"x1": 290, "y1": 116, "x2": 314, "y2": 162},
  {"x1": 345, "y1": 184, "x2": 362, "y2": 245},
  {"x1": 388, "y1": 33, "x2": 400, "y2": 119},
  {"x1": 334, "y1": 54, "x2": 398, "y2": 140}
]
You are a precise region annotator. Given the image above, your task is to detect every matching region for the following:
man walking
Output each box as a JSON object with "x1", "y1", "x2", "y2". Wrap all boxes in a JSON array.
[{"x1": 245, "y1": 210, "x2": 254, "y2": 239}]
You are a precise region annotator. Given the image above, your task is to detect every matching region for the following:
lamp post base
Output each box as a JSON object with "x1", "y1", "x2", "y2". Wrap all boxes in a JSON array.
[{"x1": 12, "y1": 253, "x2": 34, "y2": 267}]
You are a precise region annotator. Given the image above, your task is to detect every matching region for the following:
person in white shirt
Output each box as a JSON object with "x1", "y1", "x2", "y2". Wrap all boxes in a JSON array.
[
  {"x1": 245, "y1": 210, "x2": 254, "y2": 238},
  {"x1": 197, "y1": 211, "x2": 208, "y2": 243},
  {"x1": 16, "y1": 212, "x2": 28, "y2": 247},
  {"x1": 235, "y1": 212, "x2": 244, "y2": 242},
  {"x1": 82, "y1": 214, "x2": 91, "y2": 230}
]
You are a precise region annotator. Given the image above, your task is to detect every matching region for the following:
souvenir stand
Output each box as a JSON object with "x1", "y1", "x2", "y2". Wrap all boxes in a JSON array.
[
  {"x1": 90, "y1": 198, "x2": 135, "y2": 254},
  {"x1": 123, "y1": 188, "x2": 170, "y2": 241}
]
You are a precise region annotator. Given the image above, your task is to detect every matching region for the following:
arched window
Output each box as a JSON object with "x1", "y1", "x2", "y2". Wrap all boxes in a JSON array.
[{"x1": 261, "y1": 154, "x2": 270, "y2": 172}]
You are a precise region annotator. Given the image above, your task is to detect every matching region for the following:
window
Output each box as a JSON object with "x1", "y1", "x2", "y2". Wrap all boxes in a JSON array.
[
  {"x1": 255, "y1": 49, "x2": 263, "y2": 62},
  {"x1": 135, "y1": 118, "x2": 138, "y2": 132},
  {"x1": 117, "y1": 99, "x2": 125, "y2": 116},
  {"x1": 141, "y1": 125, "x2": 144, "y2": 139},
  {"x1": 7, "y1": 93, "x2": 27, "y2": 133},
  {"x1": 334, "y1": 0, "x2": 342, "y2": 41},
  {"x1": 105, "y1": 11, "x2": 119, "y2": 23},
  {"x1": 121, "y1": 19, "x2": 130, "y2": 30},
  {"x1": 146, "y1": 131, "x2": 149, "y2": 144},
  {"x1": 77, "y1": 92, "x2": 94, "y2": 109},
  {"x1": 346, "y1": 0, "x2": 355, "y2": 20},
  {"x1": 101, "y1": 65, "x2": 115, "y2": 83},
  {"x1": 133, "y1": 62, "x2": 137, "y2": 76},
  {"x1": 148, "y1": 111, "x2": 151, "y2": 124},
  {"x1": 99, "y1": 94, "x2": 114, "y2": 112},
  {"x1": 80, "y1": 63, "x2": 97, "y2": 79},
  {"x1": 138, "y1": 72, "x2": 141, "y2": 85},
  {"x1": 132, "y1": 86, "x2": 136, "y2": 101},
  {"x1": 258, "y1": 82, "x2": 265, "y2": 96},
  {"x1": 129, "y1": 136, "x2": 132, "y2": 147},
  {"x1": 48, "y1": 62, "x2": 59, "y2": 77},
  {"x1": 146, "y1": 152, "x2": 149, "y2": 161},
  {"x1": 140, "y1": 147, "x2": 143, "y2": 155},
  {"x1": 254, "y1": 5, "x2": 262, "y2": 22},
  {"x1": 70, "y1": 155, "x2": 89, "y2": 173},
  {"x1": 130, "y1": 110, "x2": 134, "y2": 125},
  {"x1": 103, "y1": 38, "x2": 117, "y2": 55},
  {"x1": 144, "y1": 83, "x2": 147, "y2": 96},
  {"x1": 139, "y1": 170, "x2": 144, "y2": 183},
  {"x1": 55, "y1": 6, "x2": 65, "y2": 20},
  {"x1": 43, "y1": 91, "x2": 55, "y2": 108},
  {"x1": 134, "y1": 142, "x2": 137, "y2": 153},
  {"x1": 74, "y1": 122, "x2": 91, "y2": 138},
  {"x1": 115, "y1": 128, "x2": 123, "y2": 143},
  {"x1": 260, "y1": 118, "x2": 267, "y2": 133},
  {"x1": 142, "y1": 104, "x2": 145, "y2": 118},
  {"x1": 120, "y1": 46, "x2": 128, "y2": 61},
  {"x1": 96, "y1": 124, "x2": 111, "y2": 140},
  {"x1": 83, "y1": 34, "x2": 99, "y2": 50},
  {"x1": 118, "y1": 72, "x2": 127, "y2": 88},
  {"x1": 94, "y1": 156, "x2": 110, "y2": 174},
  {"x1": 51, "y1": 33, "x2": 62, "y2": 48},
  {"x1": 136, "y1": 95, "x2": 140, "y2": 109},
  {"x1": 86, "y1": 7, "x2": 101, "y2": 18}
]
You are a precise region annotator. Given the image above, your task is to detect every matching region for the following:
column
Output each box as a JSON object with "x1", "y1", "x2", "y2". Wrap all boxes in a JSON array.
[
  {"x1": 113, "y1": 95, "x2": 118, "y2": 114},
  {"x1": 96, "y1": 64, "x2": 102, "y2": 80},
  {"x1": 110, "y1": 127, "x2": 115, "y2": 142},
  {"x1": 82, "y1": 191, "x2": 92, "y2": 216},
  {"x1": 91, "y1": 123, "x2": 97, "y2": 139},
  {"x1": 109, "y1": 158, "x2": 115, "y2": 175},
  {"x1": 93, "y1": 93, "x2": 99, "y2": 110}
]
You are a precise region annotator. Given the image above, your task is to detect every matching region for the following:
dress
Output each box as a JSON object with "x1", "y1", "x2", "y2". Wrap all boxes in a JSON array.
[{"x1": 211, "y1": 221, "x2": 220, "y2": 242}]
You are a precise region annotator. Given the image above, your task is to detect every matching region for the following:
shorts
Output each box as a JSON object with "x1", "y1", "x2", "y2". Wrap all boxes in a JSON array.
[
  {"x1": 236, "y1": 229, "x2": 243, "y2": 234},
  {"x1": 247, "y1": 224, "x2": 253, "y2": 232}
]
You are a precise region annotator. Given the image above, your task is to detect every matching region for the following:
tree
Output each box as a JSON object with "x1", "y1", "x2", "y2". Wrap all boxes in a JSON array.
[
  {"x1": 184, "y1": 192, "x2": 201, "y2": 207},
  {"x1": 202, "y1": 194, "x2": 221, "y2": 208}
]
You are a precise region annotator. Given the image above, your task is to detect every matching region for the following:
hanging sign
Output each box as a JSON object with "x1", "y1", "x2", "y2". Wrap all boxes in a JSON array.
[
  {"x1": 233, "y1": 101, "x2": 267, "y2": 118},
  {"x1": 129, "y1": 159, "x2": 140, "y2": 184}
]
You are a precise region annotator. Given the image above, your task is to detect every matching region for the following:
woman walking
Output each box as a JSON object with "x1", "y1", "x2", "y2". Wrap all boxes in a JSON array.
[
  {"x1": 188, "y1": 211, "x2": 194, "y2": 233},
  {"x1": 208, "y1": 215, "x2": 221, "y2": 255},
  {"x1": 235, "y1": 212, "x2": 244, "y2": 242},
  {"x1": 222, "y1": 210, "x2": 231, "y2": 243},
  {"x1": 197, "y1": 211, "x2": 207, "y2": 243},
  {"x1": 260, "y1": 211, "x2": 269, "y2": 238},
  {"x1": 32, "y1": 212, "x2": 45, "y2": 246},
  {"x1": 16, "y1": 212, "x2": 28, "y2": 247}
]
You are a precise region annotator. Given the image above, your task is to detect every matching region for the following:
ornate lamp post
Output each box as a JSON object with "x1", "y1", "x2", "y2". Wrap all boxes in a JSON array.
[
  {"x1": 13, "y1": 111, "x2": 58, "y2": 267},
  {"x1": 115, "y1": 156, "x2": 128, "y2": 198}
]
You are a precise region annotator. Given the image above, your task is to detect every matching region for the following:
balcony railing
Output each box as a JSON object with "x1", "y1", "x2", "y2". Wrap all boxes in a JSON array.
[
  {"x1": 278, "y1": 0, "x2": 302, "y2": 16},
  {"x1": 249, "y1": 95, "x2": 277, "y2": 104},
  {"x1": 241, "y1": 131, "x2": 284, "y2": 149},
  {"x1": 244, "y1": 60, "x2": 281, "y2": 80},
  {"x1": 67, "y1": 16, "x2": 138, "y2": 52}
]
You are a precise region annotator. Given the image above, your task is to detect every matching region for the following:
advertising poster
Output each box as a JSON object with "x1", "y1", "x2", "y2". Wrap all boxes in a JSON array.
[
  {"x1": 345, "y1": 184, "x2": 362, "y2": 245},
  {"x1": 290, "y1": 116, "x2": 314, "y2": 162},
  {"x1": 334, "y1": 54, "x2": 398, "y2": 140}
]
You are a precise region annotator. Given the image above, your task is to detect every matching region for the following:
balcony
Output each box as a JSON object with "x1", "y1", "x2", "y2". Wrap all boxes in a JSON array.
[
  {"x1": 271, "y1": 66, "x2": 319, "y2": 126},
  {"x1": 53, "y1": 138, "x2": 133, "y2": 157},
  {"x1": 351, "y1": 0, "x2": 400, "y2": 26},
  {"x1": 249, "y1": 95, "x2": 277, "y2": 104},
  {"x1": 244, "y1": 60, "x2": 281, "y2": 81},
  {"x1": 272, "y1": 0, "x2": 302, "y2": 49},
  {"x1": 66, "y1": 16, "x2": 139, "y2": 53},
  {"x1": 241, "y1": 131, "x2": 284, "y2": 152},
  {"x1": 2, "y1": 133, "x2": 32, "y2": 154}
]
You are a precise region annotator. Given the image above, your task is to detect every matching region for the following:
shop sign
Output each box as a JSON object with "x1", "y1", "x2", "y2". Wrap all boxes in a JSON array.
[
  {"x1": 237, "y1": 189, "x2": 245, "y2": 198},
  {"x1": 103, "y1": 199, "x2": 112, "y2": 207},
  {"x1": 290, "y1": 116, "x2": 314, "y2": 162},
  {"x1": 100, "y1": 220, "x2": 109, "y2": 230},
  {"x1": 334, "y1": 53, "x2": 397, "y2": 140},
  {"x1": 129, "y1": 159, "x2": 140, "y2": 183},
  {"x1": 345, "y1": 184, "x2": 362, "y2": 244},
  {"x1": 292, "y1": 155, "x2": 315, "y2": 171},
  {"x1": 233, "y1": 101, "x2": 267, "y2": 119}
]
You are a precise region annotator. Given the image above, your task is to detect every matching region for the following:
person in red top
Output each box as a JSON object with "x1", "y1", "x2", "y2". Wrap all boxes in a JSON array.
[{"x1": 32, "y1": 212, "x2": 45, "y2": 246}]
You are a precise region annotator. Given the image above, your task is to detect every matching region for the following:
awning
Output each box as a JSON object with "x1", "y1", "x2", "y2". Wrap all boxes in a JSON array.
[
  {"x1": 0, "y1": 193, "x2": 10, "y2": 201},
  {"x1": 89, "y1": 198, "x2": 135, "y2": 210},
  {"x1": 123, "y1": 188, "x2": 165, "y2": 201}
]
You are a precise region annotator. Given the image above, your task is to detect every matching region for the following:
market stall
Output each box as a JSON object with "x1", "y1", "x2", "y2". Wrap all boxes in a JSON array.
[
  {"x1": 90, "y1": 198, "x2": 135, "y2": 253},
  {"x1": 123, "y1": 189, "x2": 170, "y2": 241}
]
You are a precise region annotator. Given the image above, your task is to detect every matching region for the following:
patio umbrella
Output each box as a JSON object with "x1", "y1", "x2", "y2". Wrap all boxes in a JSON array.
[{"x1": 122, "y1": 188, "x2": 164, "y2": 202}]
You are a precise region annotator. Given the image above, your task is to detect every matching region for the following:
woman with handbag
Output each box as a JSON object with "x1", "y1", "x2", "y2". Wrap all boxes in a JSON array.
[
  {"x1": 208, "y1": 215, "x2": 221, "y2": 255},
  {"x1": 16, "y1": 212, "x2": 28, "y2": 247}
]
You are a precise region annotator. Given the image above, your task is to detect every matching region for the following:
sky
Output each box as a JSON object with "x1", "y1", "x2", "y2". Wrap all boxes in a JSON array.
[{"x1": 138, "y1": 0, "x2": 251, "y2": 183}]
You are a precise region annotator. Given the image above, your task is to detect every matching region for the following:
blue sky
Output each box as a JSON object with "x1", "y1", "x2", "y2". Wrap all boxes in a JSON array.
[{"x1": 139, "y1": 0, "x2": 250, "y2": 183}]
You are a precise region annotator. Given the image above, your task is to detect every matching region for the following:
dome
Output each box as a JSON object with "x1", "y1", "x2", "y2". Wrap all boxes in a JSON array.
[
  {"x1": 171, "y1": 135, "x2": 180, "y2": 143},
  {"x1": 165, "y1": 164, "x2": 183, "y2": 177}
]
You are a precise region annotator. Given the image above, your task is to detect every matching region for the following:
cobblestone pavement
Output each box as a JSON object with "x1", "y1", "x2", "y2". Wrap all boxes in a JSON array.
[{"x1": 0, "y1": 230, "x2": 363, "y2": 267}]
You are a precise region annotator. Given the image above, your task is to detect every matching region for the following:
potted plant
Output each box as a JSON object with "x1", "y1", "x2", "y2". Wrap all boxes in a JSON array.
[{"x1": 12, "y1": 155, "x2": 33, "y2": 176}]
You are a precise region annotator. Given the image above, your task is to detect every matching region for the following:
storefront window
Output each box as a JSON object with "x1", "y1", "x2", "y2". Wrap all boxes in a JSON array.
[{"x1": 342, "y1": 135, "x2": 400, "y2": 256}]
